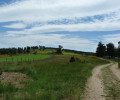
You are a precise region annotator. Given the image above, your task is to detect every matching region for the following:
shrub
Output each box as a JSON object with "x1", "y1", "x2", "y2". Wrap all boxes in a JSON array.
[
  {"x1": 70, "y1": 56, "x2": 76, "y2": 62},
  {"x1": 70, "y1": 56, "x2": 85, "y2": 63}
]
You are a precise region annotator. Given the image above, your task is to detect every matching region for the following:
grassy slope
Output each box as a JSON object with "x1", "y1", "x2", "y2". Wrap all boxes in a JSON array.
[{"x1": 0, "y1": 55, "x2": 109, "y2": 100}]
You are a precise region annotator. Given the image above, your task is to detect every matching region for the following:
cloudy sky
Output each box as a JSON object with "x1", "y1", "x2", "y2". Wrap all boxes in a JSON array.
[{"x1": 0, "y1": 0, "x2": 120, "y2": 52}]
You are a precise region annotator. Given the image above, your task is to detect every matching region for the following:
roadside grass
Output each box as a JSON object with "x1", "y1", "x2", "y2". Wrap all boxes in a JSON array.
[
  {"x1": 0, "y1": 55, "x2": 50, "y2": 62},
  {"x1": 118, "y1": 62, "x2": 120, "y2": 68},
  {"x1": 102, "y1": 66, "x2": 120, "y2": 100},
  {"x1": 0, "y1": 55, "x2": 109, "y2": 100}
]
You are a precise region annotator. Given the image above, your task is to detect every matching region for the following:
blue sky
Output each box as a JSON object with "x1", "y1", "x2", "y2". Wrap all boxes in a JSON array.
[{"x1": 0, "y1": 0, "x2": 120, "y2": 52}]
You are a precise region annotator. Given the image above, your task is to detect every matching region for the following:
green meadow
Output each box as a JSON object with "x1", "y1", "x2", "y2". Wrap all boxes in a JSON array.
[{"x1": 0, "y1": 55, "x2": 109, "y2": 100}]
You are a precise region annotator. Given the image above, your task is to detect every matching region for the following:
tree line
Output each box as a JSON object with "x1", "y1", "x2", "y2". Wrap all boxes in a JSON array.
[
  {"x1": 0, "y1": 45, "x2": 45, "y2": 55},
  {"x1": 96, "y1": 42, "x2": 120, "y2": 58}
]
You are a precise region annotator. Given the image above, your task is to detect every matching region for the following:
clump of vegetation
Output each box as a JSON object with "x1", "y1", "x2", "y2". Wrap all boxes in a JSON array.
[
  {"x1": 69, "y1": 56, "x2": 76, "y2": 62},
  {"x1": 70, "y1": 56, "x2": 85, "y2": 63}
]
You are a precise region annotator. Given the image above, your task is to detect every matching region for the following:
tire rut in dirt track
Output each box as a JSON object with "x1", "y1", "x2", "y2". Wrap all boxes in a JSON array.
[{"x1": 82, "y1": 63, "x2": 112, "y2": 100}]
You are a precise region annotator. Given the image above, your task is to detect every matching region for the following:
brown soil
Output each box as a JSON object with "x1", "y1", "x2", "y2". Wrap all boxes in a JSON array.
[{"x1": 0, "y1": 72, "x2": 32, "y2": 88}]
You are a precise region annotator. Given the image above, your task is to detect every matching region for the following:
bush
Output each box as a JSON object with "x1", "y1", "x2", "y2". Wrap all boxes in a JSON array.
[
  {"x1": 70, "y1": 56, "x2": 76, "y2": 62},
  {"x1": 70, "y1": 56, "x2": 85, "y2": 63}
]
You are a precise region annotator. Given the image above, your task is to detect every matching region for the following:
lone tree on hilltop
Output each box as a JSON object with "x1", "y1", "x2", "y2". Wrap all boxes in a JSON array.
[
  {"x1": 96, "y1": 42, "x2": 106, "y2": 57},
  {"x1": 56, "y1": 45, "x2": 63, "y2": 54}
]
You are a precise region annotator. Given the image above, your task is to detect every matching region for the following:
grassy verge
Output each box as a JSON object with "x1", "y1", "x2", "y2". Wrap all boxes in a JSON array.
[
  {"x1": 102, "y1": 66, "x2": 120, "y2": 100},
  {"x1": 118, "y1": 62, "x2": 120, "y2": 68},
  {"x1": 0, "y1": 55, "x2": 109, "y2": 100}
]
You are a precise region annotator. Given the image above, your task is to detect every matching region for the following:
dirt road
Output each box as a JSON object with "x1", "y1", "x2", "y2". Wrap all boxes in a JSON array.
[
  {"x1": 82, "y1": 63, "x2": 112, "y2": 100},
  {"x1": 82, "y1": 61, "x2": 120, "y2": 100}
]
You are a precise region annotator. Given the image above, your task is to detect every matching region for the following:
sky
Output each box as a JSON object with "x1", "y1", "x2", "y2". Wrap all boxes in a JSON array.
[{"x1": 0, "y1": 0, "x2": 120, "y2": 52}]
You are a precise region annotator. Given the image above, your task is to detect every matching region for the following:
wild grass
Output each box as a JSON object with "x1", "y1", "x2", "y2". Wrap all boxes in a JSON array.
[
  {"x1": 0, "y1": 82, "x2": 18, "y2": 93},
  {"x1": 0, "y1": 55, "x2": 109, "y2": 100},
  {"x1": 102, "y1": 66, "x2": 120, "y2": 100}
]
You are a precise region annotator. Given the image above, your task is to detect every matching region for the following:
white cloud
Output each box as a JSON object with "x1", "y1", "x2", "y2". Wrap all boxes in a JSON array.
[
  {"x1": 6, "y1": 20, "x2": 120, "y2": 35},
  {"x1": 0, "y1": 0, "x2": 120, "y2": 23},
  {"x1": 3, "y1": 23, "x2": 26, "y2": 29},
  {"x1": 0, "y1": 0, "x2": 120, "y2": 32},
  {"x1": 103, "y1": 33, "x2": 120, "y2": 47}
]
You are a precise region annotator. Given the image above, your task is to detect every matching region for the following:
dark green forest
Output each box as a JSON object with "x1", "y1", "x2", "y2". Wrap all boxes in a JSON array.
[{"x1": 96, "y1": 41, "x2": 120, "y2": 58}]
